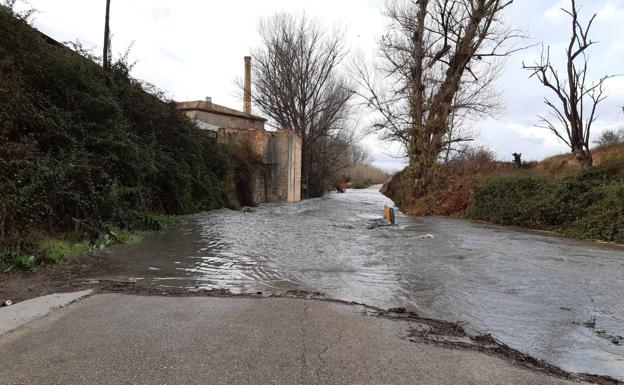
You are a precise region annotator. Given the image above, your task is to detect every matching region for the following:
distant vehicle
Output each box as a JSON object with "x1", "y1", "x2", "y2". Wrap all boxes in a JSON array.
[{"x1": 336, "y1": 182, "x2": 350, "y2": 193}]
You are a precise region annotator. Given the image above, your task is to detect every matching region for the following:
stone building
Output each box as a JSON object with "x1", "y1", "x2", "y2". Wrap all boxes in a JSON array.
[
  {"x1": 177, "y1": 99, "x2": 265, "y2": 134},
  {"x1": 176, "y1": 58, "x2": 301, "y2": 204}
]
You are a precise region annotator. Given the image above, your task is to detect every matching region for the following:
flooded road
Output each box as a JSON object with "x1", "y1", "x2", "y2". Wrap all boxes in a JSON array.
[{"x1": 101, "y1": 187, "x2": 624, "y2": 379}]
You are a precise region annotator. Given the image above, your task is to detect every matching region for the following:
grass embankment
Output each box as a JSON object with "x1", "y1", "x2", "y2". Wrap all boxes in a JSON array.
[
  {"x1": 0, "y1": 9, "x2": 259, "y2": 271},
  {"x1": 382, "y1": 144, "x2": 624, "y2": 243}
]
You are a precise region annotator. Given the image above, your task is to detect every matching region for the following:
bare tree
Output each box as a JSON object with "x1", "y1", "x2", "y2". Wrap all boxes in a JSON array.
[
  {"x1": 103, "y1": 0, "x2": 111, "y2": 72},
  {"x1": 442, "y1": 108, "x2": 476, "y2": 162},
  {"x1": 355, "y1": 0, "x2": 519, "y2": 194},
  {"x1": 347, "y1": 143, "x2": 370, "y2": 166},
  {"x1": 594, "y1": 128, "x2": 624, "y2": 148},
  {"x1": 523, "y1": 0, "x2": 612, "y2": 167},
  {"x1": 251, "y1": 13, "x2": 356, "y2": 197}
]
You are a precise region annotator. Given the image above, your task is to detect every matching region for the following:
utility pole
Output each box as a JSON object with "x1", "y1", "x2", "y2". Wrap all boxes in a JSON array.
[{"x1": 103, "y1": 0, "x2": 111, "y2": 71}]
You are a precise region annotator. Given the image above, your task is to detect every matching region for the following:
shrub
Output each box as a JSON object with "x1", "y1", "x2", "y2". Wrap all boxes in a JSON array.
[
  {"x1": 38, "y1": 238, "x2": 90, "y2": 265},
  {"x1": 10, "y1": 254, "x2": 36, "y2": 272},
  {"x1": 0, "y1": 9, "x2": 254, "y2": 268},
  {"x1": 467, "y1": 173, "x2": 553, "y2": 227},
  {"x1": 594, "y1": 128, "x2": 624, "y2": 148},
  {"x1": 467, "y1": 158, "x2": 624, "y2": 242},
  {"x1": 448, "y1": 145, "x2": 496, "y2": 164}
]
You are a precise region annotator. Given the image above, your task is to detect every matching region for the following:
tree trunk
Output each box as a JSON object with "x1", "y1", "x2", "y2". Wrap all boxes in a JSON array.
[
  {"x1": 574, "y1": 148, "x2": 593, "y2": 167},
  {"x1": 412, "y1": 2, "x2": 486, "y2": 190}
]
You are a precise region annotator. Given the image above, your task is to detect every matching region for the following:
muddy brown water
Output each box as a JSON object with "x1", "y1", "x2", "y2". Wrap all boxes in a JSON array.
[{"x1": 99, "y1": 186, "x2": 624, "y2": 379}]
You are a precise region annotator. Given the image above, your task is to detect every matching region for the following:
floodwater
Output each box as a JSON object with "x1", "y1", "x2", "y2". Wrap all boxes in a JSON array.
[{"x1": 101, "y1": 186, "x2": 624, "y2": 379}]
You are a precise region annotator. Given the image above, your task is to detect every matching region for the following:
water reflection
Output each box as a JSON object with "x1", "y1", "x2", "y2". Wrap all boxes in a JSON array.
[{"x1": 100, "y1": 187, "x2": 624, "y2": 378}]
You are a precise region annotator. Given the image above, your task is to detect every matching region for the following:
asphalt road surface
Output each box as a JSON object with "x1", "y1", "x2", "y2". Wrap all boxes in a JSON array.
[{"x1": 0, "y1": 294, "x2": 589, "y2": 385}]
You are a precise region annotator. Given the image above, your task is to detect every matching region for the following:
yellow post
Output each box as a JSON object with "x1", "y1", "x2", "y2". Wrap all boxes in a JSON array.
[{"x1": 384, "y1": 205, "x2": 396, "y2": 225}]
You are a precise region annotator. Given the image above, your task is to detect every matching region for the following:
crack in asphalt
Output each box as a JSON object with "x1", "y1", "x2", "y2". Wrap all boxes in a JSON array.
[
  {"x1": 314, "y1": 321, "x2": 345, "y2": 385},
  {"x1": 299, "y1": 301, "x2": 310, "y2": 385}
]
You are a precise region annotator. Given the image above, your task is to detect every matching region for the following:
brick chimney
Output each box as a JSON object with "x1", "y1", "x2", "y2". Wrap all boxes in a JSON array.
[{"x1": 243, "y1": 56, "x2": 252, "y2": 114}]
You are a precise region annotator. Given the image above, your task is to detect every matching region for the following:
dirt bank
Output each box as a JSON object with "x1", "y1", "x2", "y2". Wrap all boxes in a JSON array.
[{"x1": 0, "y1": 253, "x2": 117, "y2": 303}]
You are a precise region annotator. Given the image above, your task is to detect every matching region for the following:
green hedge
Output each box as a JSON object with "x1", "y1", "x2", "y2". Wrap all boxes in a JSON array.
[
  {"x1": 0, "y1": 10, "x2": 250, "y2": 256},
  {"x1": 467, "y1": 159, "x2": 624, "y2": 242}
]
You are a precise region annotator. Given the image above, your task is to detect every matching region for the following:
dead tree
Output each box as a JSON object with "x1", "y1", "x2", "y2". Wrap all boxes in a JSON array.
[
  {"x1": 354, "y1": 0, "x2": 521, "y2": 194},
  {"x1": 251, "y1": 13, "x2": 355, "y2": 198},
  {"x1": 523, "y1": 0, "x2": 612, "y2": 168},
  {"x1": 102, "y1": 0, "x2": 111, "y2": 72}
]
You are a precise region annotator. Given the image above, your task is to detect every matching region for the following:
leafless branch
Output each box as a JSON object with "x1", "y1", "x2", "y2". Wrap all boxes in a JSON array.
[
  {"x1": 523, "y1": 0, "x2": 613, "y2": 167},
  {"x1": 353, "y1": 0, "x2": 521, "y2": 191}
]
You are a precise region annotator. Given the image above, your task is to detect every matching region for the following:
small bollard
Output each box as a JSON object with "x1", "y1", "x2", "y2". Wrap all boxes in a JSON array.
[{"x1": 383, "y1": 205, "x2": 396, "y2": 225}]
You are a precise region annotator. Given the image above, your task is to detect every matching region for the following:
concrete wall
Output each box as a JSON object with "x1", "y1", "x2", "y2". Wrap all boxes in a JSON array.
[
  {"x1": 266, "y1": 130, "x2": 301, "y2": 203},
  {"x1": 218, "y1": 128, "x2": 301, "y2": 204},
  {"x1": 218, "y1": 128, "x2": 269, "y2": 157},
  {"x1": 251, "y1": 171, "x2": 267, "y2": 205}
]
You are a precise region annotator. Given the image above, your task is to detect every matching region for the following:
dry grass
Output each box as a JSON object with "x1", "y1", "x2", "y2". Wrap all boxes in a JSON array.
[{"x1": 536, "y1": 143, "x2": 624, "y2": 176}]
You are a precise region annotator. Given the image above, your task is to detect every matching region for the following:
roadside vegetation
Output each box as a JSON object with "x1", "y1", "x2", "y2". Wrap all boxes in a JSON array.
[
  {"x1": 368, "y1": 0, "x2": 624, "y2": 244},
  {"x1": 468, "y1": 155, "x2": 624, "y2": 243},
  {"x1": 0, "y1": 8, "x2": 259, "y2": 272},
  {"x1": 383, "y1": 142, "x2": 624, "y2": 243}
]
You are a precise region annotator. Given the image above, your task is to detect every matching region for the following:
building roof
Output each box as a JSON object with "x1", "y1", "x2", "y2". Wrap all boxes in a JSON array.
[
  {"x1": 176, "y1": 100, "x2": 267, "y2": 122},
  {"x1": 193, "y1": 118, "x2": 219, "y2": 132}
]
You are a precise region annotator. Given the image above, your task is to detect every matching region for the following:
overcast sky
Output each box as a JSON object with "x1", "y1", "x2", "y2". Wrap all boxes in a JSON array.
[{"x1": 20, "y1": 0, "x2": 624, "y2": 171}]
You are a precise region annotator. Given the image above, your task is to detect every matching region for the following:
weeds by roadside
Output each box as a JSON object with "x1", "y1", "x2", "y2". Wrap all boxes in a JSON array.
[
  {"x1": 467, "y1": 158, "x2": 624, "y2": 243},
  {"x1": 575, "y1": 298, "x2": 623, "y2": 346},
  {"x1": 0, "y1": 214, "x2": 183, "y2": 273},
  {"x1": 3, "y1": 254, "x2": 36, "y2": 273}
]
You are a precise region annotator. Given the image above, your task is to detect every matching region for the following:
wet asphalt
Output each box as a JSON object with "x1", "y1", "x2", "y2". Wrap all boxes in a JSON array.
[{"x1": 0, "y1": 294, "x2": 586, "y2": 385}]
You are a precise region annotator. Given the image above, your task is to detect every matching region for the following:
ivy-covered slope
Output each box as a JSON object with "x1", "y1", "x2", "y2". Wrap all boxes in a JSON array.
[{"x1": 0, "y1": 9, "x2": 253, "y2": 260}]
